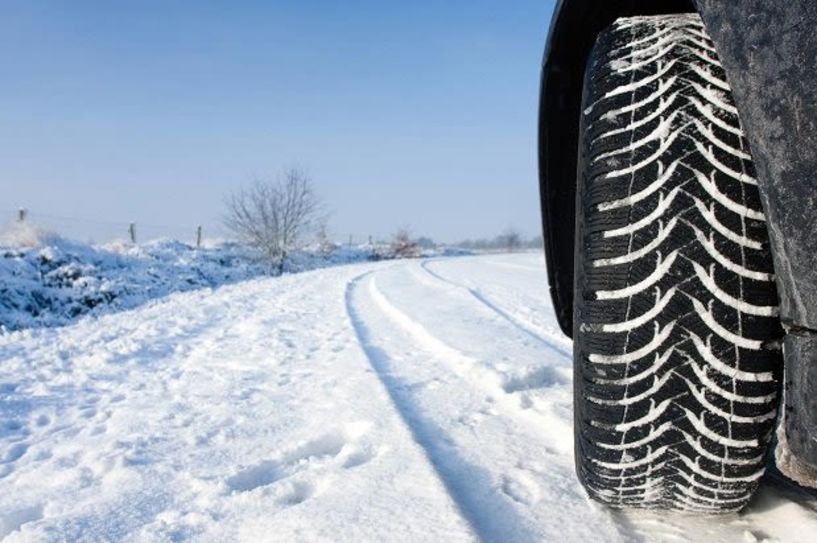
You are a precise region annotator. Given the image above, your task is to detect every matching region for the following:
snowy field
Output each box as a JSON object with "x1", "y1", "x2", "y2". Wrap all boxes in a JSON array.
[{"x1": 1, "y1": 254, "x2": 816, "y2": 542}]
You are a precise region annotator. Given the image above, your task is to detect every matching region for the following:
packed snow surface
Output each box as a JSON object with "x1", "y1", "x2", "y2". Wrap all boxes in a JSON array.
[{"x1": 1, "y1": 254, "x2": 816, "y2": 542}]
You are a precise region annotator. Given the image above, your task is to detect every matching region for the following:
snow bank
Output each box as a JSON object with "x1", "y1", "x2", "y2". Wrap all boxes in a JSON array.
[
  {"x1": 0, "y1": 233, "x2": 259, "y2": 332},
  {"x1": 0, "y1": 225, "x2": 459, "y2": 332}
]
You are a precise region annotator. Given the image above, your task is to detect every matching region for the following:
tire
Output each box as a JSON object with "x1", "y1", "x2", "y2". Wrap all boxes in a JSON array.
[{"x1": 573, "y1": 14, "x2": 783, "y2": 512}]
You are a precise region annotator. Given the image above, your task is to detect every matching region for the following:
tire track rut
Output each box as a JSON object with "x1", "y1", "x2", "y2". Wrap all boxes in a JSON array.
[
  {"x1": 419, "y1": 260, "x2": 571, "y2": 359},
  {"x1": 344, "y1": 273, "x2": 537, "y2": 542},
  {"x1": 344, "y1": 270, "x2": 625, "y2": 542}
]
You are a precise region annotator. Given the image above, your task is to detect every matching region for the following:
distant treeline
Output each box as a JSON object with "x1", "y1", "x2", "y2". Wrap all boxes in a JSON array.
[{"x1": 453, "y1": 229, "x2": 544, "y2": 252}]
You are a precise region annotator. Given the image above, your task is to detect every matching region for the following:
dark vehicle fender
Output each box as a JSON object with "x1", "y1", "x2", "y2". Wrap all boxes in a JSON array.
[
  {"x1": 538, "y1": 0, "x2": 694, "y2": 337},
  {"x1": 696, "y1": 0, "x2": 817, "y2": 479}
]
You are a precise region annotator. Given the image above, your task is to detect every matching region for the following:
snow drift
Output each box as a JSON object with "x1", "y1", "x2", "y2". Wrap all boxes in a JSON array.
[{"x1": 0, "y1": 223, "x2": 448, "y2": 332}]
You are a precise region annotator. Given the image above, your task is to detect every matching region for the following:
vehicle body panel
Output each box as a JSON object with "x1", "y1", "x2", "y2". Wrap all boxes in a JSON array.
[{"x1": 693, "y1": 0, "x2": 817, "y2": 474}]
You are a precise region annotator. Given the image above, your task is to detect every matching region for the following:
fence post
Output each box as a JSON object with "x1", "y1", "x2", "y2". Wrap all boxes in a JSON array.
[
  {"x1": 17, "y1": 208, "x2": 26, "y2": 222},
  {"x1": 129, "y1": 222, "x2": 136, "y2": 244},
  {"x1": 196, "y1": 225, "x2": 202, "y2": 248},
  {"x1": 348, "y1": 234, "x2": 353, "y2": 248}
]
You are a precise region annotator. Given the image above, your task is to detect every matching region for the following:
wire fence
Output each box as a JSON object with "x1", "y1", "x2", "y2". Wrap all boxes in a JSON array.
[
  {"x1": 0, "y1": 206, "x2": 228, "y2": 246},
  {"x1": 1, "y1": 207, "x2": 388, "y2": 248}
]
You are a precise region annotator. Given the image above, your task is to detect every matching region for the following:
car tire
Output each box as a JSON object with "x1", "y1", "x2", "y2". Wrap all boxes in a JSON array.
[{"x1": 573, "y1": 13, "x2": 783, "y2": 512}]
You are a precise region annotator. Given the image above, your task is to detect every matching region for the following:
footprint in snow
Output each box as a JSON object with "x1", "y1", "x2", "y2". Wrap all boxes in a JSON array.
[
  {"x1": 226, "y1": 460, "x2": 285, "y2": 493},
  {"x1": 341, "y1": 446, "x2": 374, "y2": 469},
  {"x1": 1, "y1": 420, "x2": 31, "y2": 443},
  {"x1": 2, "y1": 443, "x2": 29, "y2": 464},
  {"x1": 500, "y1": 469, "x2": 542, "y2": 506},
  {"x1": 0, "y1": 504, "x2": 43, "y2": 539},
  {"x1": 0, "y1": 442, "x2": 31, "y2": 480},
  {"x1": 277, "y1": 480, "x2": 320, "y2": 506},
  {"x1": 226, "y1": 422, "x2": 375, "y2": 501},
  {"x1": 2, "y1": 420, "x2": 24, "y2": 433},
  {"x1": 226, "y1": 431, "x2": 346, "y2": 493},
  {"x1": 501, "y1": 365, "x2": 568, "y2": 394}
]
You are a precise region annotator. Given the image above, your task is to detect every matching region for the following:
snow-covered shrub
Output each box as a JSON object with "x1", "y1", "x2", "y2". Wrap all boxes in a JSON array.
[
  {"x1": 390, "y1": 228, "x2": 420, "y2": 259},
  {"x1": 0, "y1": 237, "x2": 266, "y2": 332},
  {"x1": 0, "y1": 222, "x2": 470, "y2": 332}
]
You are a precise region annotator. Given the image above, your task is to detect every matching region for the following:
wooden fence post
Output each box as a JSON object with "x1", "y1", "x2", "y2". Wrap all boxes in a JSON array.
[
  {"x1": 129, "y1": 222, "x2": 136, "y2": 244},
  {"x1": 196, "y1": 225, "x2": 202, "y2": 248},
  {"x1": 17, "y1": 208, "x2": 26, "y2": 222}
]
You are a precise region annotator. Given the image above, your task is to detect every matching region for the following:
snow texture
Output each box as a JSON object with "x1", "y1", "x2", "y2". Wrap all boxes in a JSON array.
[
  {"x1": 0, "y1": 254, "x2": 815, "y2": 541},
  {"x1": 0, "y1": 225, "x2": 454, "y2": 332}
]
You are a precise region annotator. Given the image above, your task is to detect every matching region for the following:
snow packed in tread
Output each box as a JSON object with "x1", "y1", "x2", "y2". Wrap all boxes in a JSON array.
[{"x1": 574, "y1": 13, "x2": 784, "y2": 513}]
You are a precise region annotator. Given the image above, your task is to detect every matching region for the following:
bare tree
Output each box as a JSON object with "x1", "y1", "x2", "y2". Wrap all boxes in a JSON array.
[
  {"x1": 391, "y1": 227, "x2": 419, "y2": 258},
  {"x1": 224, "y1": 168, "x2": 323, "y2": 273}
]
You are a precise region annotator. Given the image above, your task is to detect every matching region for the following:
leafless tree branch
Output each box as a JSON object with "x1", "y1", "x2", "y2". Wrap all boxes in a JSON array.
[{"x1": 224, "y1": 169, "x2": 324, "y2": 273}]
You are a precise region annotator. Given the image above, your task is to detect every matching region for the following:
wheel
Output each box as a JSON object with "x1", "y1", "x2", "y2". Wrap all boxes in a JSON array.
[{"x1": 573, "y1": 14, "x2": 783, "y2": 512}]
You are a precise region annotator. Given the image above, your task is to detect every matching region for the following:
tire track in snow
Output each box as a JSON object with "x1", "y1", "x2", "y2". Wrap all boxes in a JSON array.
[
  {"x1": 344, "y1": 272, "x2": 537, "y2": 543},
  {"x1": 420, "y1": 260, "x2": 571, "y2": 359},
  {"x1": 346, "y1": 270, "x2": 626, "y2": 542},
  {"x1": 366, "y1": 270, "x2": 566, "y2": 426},
  {"x1": 369, "y1": 266, "x2": 580, "y2": 451}
]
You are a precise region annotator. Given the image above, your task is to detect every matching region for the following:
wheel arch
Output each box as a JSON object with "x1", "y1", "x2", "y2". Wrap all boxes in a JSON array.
[{"x1": 538, "y1": 0, "x2": 695, "y2": 338}]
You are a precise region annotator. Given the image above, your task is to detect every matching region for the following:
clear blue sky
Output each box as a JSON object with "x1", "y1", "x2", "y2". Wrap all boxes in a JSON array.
[{"x1": 1, "y1": 0, "x2": 555, "y2": 243}]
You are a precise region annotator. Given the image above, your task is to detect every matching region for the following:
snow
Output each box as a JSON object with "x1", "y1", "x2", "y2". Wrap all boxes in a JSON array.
[
  {"x1": 0, "y1": 225, "x2": 454, "y2": 332},
  {"x1": 1, "y1": 254, "x2": 816, "y2": 542}
]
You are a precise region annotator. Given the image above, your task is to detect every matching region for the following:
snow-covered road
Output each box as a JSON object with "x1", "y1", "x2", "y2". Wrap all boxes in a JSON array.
[{"x1": 1, "y1": 254, "x2": 816, "y2": 542}]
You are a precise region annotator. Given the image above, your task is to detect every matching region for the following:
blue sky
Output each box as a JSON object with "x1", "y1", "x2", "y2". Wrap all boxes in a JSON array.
[{"x1": 1, "y1": 1, "x2": 555, "y2": 243}]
